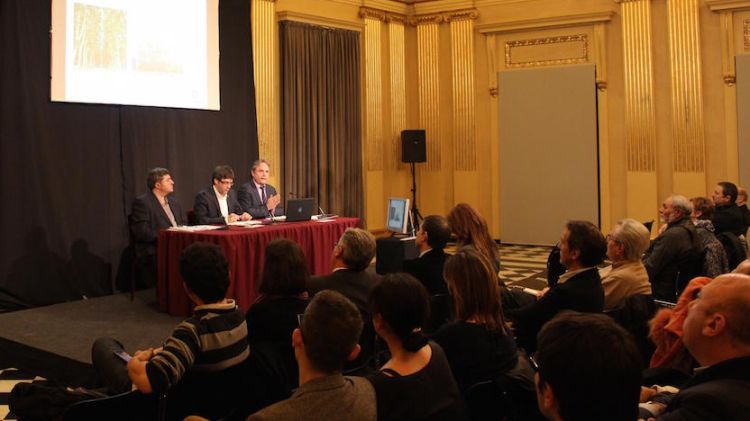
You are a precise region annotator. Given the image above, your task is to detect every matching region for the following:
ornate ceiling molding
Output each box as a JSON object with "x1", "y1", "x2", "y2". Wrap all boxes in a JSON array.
[
  {"x1": 359, "y1": 7, "x2": 407, "y2": 24},
  {"x1": 407, "y1": 9, "x2": 479, "y2": 26}
]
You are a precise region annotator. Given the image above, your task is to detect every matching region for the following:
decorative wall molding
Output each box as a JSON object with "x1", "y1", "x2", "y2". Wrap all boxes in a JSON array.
[
  {"x1": 477, "y1": 11, "x2": 614, "y2": 34},
  {"x1": 364, "y1": 17, "x2": 384, "y2": 171},
  {"x1": 705, "y1": 0, "x2": 750, "y2": 12},
  {"x1": 417, "y1": 23, "x2": 442, "y2": 171},
  {"x1": 620, "y1": 0, "x2": 656, "y2": 172},
  {"x1": 413, "y1": 0, "x2": 475, "y2": 15},
  {"x1": 277, "y1": 11, "x2": 365, "y2": 31},
  {"x1": 745, "y1": 18, "x2": 750, "y2": 50},
  {"x1": 359, "y1": 6, "x2": 407, "y2": 24},
  {"x1": 252, "y1": 0, "x2": 280, "y2": 174},
  {"x1": 451, "y1": 18, "x2": 477, "y2": 171},
  {"x1": 504, "y1": 34, "x2": 588, "y2": 68},
  {"x1": 408, "y1": 9, "x2": 479, "y2": 26},
  {"x1": 667, "y1": 0, "x2": 706, "y2": 172},
  {"x1": 388, "y1": 21, "x2": 407, "y2": 170}
]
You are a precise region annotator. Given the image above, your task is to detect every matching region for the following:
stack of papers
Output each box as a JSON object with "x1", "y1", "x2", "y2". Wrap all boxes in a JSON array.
[
  {"x1": 168, "y1": 225, "x2": 225, "y2": 232},
  {"x1": 228, "y1": 220, "x2": 264, "y2": 227}
]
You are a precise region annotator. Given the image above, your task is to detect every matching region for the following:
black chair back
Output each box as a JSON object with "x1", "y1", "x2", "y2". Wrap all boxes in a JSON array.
[{"x1": 605, "y1": 294, "x2": 657, "y2": 368}]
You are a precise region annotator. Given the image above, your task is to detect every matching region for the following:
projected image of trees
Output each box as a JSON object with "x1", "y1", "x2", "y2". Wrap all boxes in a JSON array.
[{"x1": 73, "y1": 4, "x2": 126, "y2": 70}]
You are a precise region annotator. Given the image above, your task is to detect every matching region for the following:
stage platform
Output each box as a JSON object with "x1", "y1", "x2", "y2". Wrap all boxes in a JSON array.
[{"x1": 0, "y1": 289, "x2": 183, "y2": 387}]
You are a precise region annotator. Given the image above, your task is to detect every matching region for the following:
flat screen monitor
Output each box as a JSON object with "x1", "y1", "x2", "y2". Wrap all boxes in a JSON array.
[{"x1": 386, "y1": 198, "x2": 410, "y2": 234}]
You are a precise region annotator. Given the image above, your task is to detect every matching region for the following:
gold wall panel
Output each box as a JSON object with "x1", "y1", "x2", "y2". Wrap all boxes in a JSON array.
[
  {"x1": 621, "y1": 0, "x2": 656, "y2": 172},
  {"x1": 364, "y1": 17, "x2": 384, "y2": 171},
  {"x1": 450, "y1": 18, "x2": 476, "y2": 171},
  {"x1": 417, "y1": 23, "x2": 442, "y2": 171},
  {"x1": 667, "y1": 0, "x2": 705, "y2": 173},
  {"x1": 388, "y1": 21, "x2": 407, "y2": 170},
  {"x1": 745, "y1": 18, "x2": 750, "y2": 50},
  {"x1": 251, "y1": 0, "x2": 280, "y2": 177},
  {"x1": 505, "y1": 35, "x2": 588, "y2": 68}
]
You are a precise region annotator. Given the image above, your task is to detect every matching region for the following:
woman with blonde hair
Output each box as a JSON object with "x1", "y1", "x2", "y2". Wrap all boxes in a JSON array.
[
  {"x1": 599, "y1": 218, "x2": 651, "y2": 310},
  {"x1": 447, "y1": 203, "x2": 500, "y2": 273}
]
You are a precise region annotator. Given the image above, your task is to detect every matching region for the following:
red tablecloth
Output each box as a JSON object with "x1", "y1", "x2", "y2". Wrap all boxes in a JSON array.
[{"x1": 157, "y1": 217, "x2": 361, "y2": 316}]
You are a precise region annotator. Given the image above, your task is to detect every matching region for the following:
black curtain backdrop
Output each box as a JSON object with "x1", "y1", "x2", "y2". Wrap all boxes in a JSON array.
[{"x1": 0, "y1": 0, "x2": 258, "y2": 308}]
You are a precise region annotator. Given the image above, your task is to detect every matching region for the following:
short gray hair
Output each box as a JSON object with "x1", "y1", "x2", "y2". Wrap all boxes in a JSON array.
[
  {"x1": 670, "y1": 195, "x2": 693, "y2": 218},
  {"x1": 337, "y1": 228, "x2": 376, "y2": 271},
  {"x1": 251, "y1": 159, "x2": 270, "y2": 172},
  {"x1": 612, "y1": 219, "x2": 651, "y2": 261}
]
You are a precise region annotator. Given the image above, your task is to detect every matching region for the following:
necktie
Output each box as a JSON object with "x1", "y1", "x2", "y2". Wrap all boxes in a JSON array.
[{"x1": 261, "y1": 185, "x2": 267, "y2": 204}]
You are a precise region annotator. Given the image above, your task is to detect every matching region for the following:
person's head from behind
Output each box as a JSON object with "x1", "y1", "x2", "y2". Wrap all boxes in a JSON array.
[
  {"x1": 660, "y1": 195, "x2": 692, "y2": 224},
  {"x1": 294, "y1": 290, "x2": 363, "y2": 374},
  {"x1": 559, "y1": 221, "x2": 606, "y2": 270},
  {"x1": 211, "y1": 165, "x2": 235, "y2": 196},
  {"x1": 147, "y1": 167, "x2": 174, "y2": 195},
  {"x1": 179, "y1": 242, "x2": 229, "y2": 305},
  {"x1": 259, "y1": 238, "x2": 309, "y2": 298},
  {"x1": 690, "y1": 196, "x2": 715, "y2": 221},
  {"x1": 738, "y1": 187, "x2": 748, "y2": 207},
  {"x1": 369, "y1": 273, "x2": 430, "y2": 352},
  {"x1": 606, "y1": 218, "x2": 650, "y2": 263},
  {"x1": 443, "y1": 249, "x2": 507, "y2": 332},
  {"x1": 713, "y1": 181, "x2": 738, "y2": 206},
  {"x1": 333, "y1": 228, "x2": 376, "y2": 271},
  {"x1": 447, "y1": 203, "x2": 498, "y2": 265},
  {"x1": 416, "y1": 215, "x2": 450, "y2": 251},
  {"x1": 681, "y1": 274, "x2": 750, "y2": 366},
  {"x1": 535, "y1": 312, "x2": 641, "y2": 421}
]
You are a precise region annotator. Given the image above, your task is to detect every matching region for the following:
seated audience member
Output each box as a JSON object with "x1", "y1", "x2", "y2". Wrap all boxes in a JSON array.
[
  {"x1": 238, "y1": 159, "x2": 283, "y2": 218},
  {"x1": 247, "y1": 290, "x2": 376, "y2": 421},
  {"x1": 643, "y1": 195, "x2": 702, "y2": 302},
  {"x1": 534, "y1": 312, "x2": 642, "y2": 421},
  {"x1": 193, "y1": 165, "x2": 251, "y2": 224},
  {"x1": 447, "y1": 203, "x2": 501, "y2": 273},
  {"x1": 432, "y1": 249, "x2": 518, "y2": 392},
  {"x1": 307, "y1": 228, "x2": 380, "y2": 369},
  {"x1": 507, "y1": 221, "x2": 606, "y2": 353},
  {"x1": 245, "y1": 239, "x2": 310, "y2": 407},
  {"x1": 738, "y1": 187, "x2": 750, "y2": 234},
  {"x1": 403, "y1": 215, "x2": 451, "y2": 295},
  {"x1": 367, "y1": 273, "x2": 467, "y2": 421},
  {"x1": 91, "y1": 242, "x2": 249, "y2": 396},
  {"x1": 640, "y1": 274, "x2": 750, "y2": 420},
  {"x1": 130, "y1": 167, "x2": 185, "y2": 287},
  {"x1": 711, "y1": 181, "x2": 745, "y2": 236},
  {"x1": 690, "y1": 197, "x2": 729, "y2": 277},
  {"x1": 599, "y1": 218, "x2": 652, "y2": 311}
]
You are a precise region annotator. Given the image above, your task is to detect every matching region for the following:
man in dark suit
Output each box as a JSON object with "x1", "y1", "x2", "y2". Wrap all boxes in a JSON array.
[
  {"x1": 506, "y1": 220, "x2": 607, "y2": 353},
  {"x1": 711, "y1": 181, "x2": 745, "y2": 237},
  {"x1": 307, "y1": 228, "x2": 380, "y2": 370},
  {"x1": 130, "y1": 167, "x2": 185, "y2": 287},
  {"x1": 639, "y1": 274, "x2": 750, "y2": 420},
  {"x1": 193, "y1": 165, "x2": 251, "y2": 225},
  {"x1": 238, "y1": 159, "x2": 283, "y2": 218},
  {"x1": 402, "y1": 215, "x2": 450, "y2": 295},
  {"x1": 738, "y1": 187, "x2": 750, "y2": 234}
]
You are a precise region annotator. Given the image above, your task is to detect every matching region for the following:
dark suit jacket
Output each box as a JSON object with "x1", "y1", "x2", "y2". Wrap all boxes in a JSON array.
[
  {"x1": 712, "y1": 203, "x2": 745, "y2": 237},
  {"x1": 643, "y1": 217, "x2": 701, "y2": 301},
  {"x1": 193, "y1": 187, "x2": 244, "y2": 225},
  {"x1": 238, "y1": 181, "x2": 283, "y2": 218},
  {"x1": 307, "y1": 268, "x2": 381, "y2": 369},
  {"x1": 403, "y1": 249, "x2": 448, "y2": 295},
  {"x1": 660, "y1": 356, "x2": 750, "y2": 421},
  {"x1": 130, "y1": 192, "x2": 185, "y2": 260},
  {"x1": 507, "y1": 267, "x2": 604, "y2": 353}
]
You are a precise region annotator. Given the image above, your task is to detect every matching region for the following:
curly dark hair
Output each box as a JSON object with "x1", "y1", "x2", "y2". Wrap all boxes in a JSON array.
[{"x1": 179, "y1": 242, "x2": 229, "y2": 303}]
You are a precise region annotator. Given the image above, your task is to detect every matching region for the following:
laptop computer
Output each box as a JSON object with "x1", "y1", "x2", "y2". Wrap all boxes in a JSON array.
[{"x1": 285, "y1": 198, "x2": 315, "y2": 222}]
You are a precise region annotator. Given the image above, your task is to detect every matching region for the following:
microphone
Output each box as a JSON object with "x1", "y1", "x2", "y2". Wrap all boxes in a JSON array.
[{"x1": 318, "y1": 206, "x2": 327, "y2": 218}]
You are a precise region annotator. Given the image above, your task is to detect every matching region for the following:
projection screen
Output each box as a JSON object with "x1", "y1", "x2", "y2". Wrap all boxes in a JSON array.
[{"x1": 50, "y1": 0, "x2": 220, "y2": 110}]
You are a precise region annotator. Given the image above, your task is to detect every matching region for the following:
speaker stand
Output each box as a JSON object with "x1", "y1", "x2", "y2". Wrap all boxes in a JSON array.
[{"x1": 410, "y1": 162, "x2": 423, "y2": 231}]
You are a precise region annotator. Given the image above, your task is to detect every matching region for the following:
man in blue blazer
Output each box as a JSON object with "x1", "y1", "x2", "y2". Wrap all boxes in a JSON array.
[
  {"x1": 193, "y1": 165, "x2": 251, "y2": 225},
  {"x1": 238, "y1": 159, "x2": 284, "y2": 218}
]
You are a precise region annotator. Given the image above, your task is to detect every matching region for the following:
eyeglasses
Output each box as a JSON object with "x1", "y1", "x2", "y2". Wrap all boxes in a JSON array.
[{"x1": 527, "y1": 353, "x2": 540, "y2": 372}]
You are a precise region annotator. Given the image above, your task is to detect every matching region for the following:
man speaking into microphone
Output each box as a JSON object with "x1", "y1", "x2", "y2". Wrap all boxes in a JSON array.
[{"x1": 238, "y1": 159, "x2": 284, "y2": 218}]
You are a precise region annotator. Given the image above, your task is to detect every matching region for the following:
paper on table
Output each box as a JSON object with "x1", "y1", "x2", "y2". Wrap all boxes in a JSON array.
[
  {"x1": 228, "y1": 220, "x2": 264, "y2": 226},
  {"x1": 168, "y1": 225, "x2": 225, "y2": 232}
]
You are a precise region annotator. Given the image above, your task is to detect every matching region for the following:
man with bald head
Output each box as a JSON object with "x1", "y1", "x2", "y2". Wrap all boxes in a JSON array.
[
  {"x1": 647, "y1": 274, "x2": 750, "y2": 420},
  {"x1": 643, "y1": 195, "x2": 702, "y2": 302}
]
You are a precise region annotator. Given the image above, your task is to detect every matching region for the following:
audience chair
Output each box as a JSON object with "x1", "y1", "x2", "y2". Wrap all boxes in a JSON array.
[{"x1": 604, "y1": 294, "x2": 657, "y2": 368}]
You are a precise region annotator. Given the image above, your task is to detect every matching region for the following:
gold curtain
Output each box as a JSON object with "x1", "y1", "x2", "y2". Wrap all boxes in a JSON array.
[{"x1": 279, "y1": 21, "x2": 363, "y2": 218}]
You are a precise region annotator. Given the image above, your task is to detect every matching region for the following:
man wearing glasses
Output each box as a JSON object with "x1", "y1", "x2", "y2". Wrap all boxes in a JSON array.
[{"x1": 193, "y1": 165, "x2": 251, "y2": 225}]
